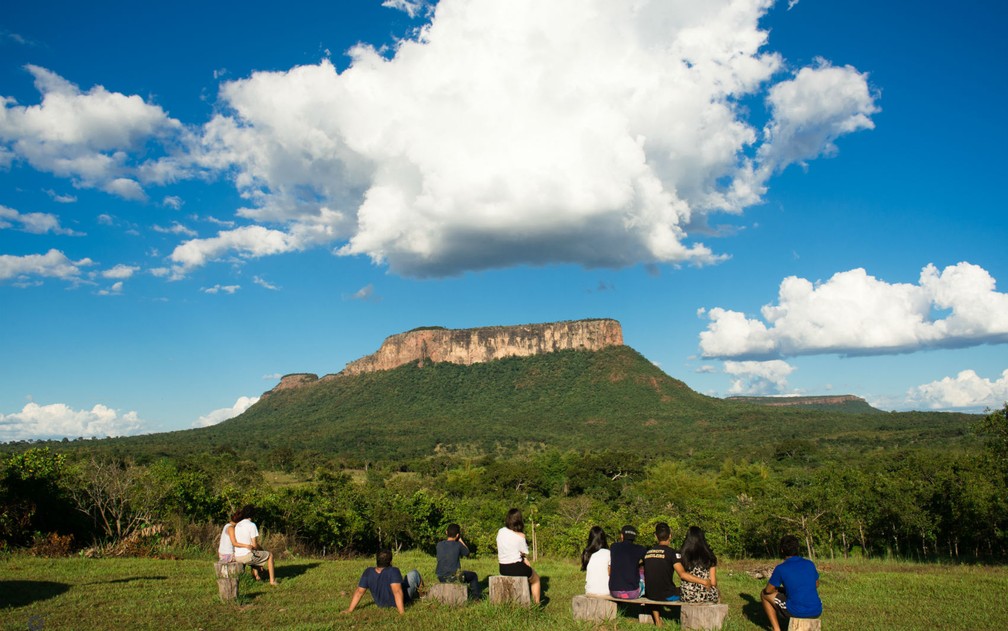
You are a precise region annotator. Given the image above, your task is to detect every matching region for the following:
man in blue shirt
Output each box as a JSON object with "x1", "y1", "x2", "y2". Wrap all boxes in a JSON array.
[
  {"x1": 343, "y1": 549, "x2": 423, "y2": 615},
  {"x1": 762, "y1": 535, "x2": 823, "y2": 631},
  {"x1": 435, "y1": 523, "x2": 481, "y2": 599}
]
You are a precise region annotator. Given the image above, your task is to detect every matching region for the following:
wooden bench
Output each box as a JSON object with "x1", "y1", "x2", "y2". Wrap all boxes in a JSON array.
[
  {"x1": 488, "y1": 575, "x2": 531, "y2": 606},
  {"x1": 572, "y1": 594, "x2": 728, "y2": 629}
]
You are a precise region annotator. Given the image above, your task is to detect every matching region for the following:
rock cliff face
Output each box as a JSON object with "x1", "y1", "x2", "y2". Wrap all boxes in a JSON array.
[
  {"x1": 340, "y1": 319, "x2": 623, "y2": 377},
  {"x1": 727, "y1": 394, "x2": 867, "y2": 407}
]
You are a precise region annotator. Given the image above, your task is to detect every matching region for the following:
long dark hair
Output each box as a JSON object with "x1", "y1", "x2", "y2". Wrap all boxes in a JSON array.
[
  {"x1": 580, "y1": 526, "x2": 609, "y2": 571},
  {"x1": 505, "y1": 508, "x2": 524, "y2": 533},
  {"x1": 680, "y1": 526, "x2": 717, "y2": 570}
]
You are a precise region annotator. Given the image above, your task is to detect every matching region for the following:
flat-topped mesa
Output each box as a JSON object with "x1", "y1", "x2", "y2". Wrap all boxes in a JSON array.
[{"x1": 340, "y1": 318, "x2": 623, "y2": 377}]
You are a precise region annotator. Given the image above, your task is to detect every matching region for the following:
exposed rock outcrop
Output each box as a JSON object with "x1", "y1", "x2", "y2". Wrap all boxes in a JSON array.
[
  {"x1": 726, "y1": 394, "x2": 867, "y2": 407},
  {"x1": 341, "y1": 319, "x2": 623, "y2": 377}
]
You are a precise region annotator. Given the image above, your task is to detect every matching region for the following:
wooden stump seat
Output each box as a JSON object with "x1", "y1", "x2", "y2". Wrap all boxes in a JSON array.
[
  {"x1": 213, "y1": 560, "x2": 245, "y2": 601},
  {"x1": 427, "y1": 581, "x2": 468, "y2": 606},
  {"x1": 573, "y1": 594, "x2": 728, "y2": 629},
  {"x1": 488, "y1": 575, "x2": 531, "y2": 606},
  {"x1": 789, "y1": 617, "x2": 822, "y2": 631}
]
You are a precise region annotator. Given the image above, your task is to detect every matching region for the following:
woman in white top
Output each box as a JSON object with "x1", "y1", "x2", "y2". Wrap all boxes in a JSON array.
[
  {"x1": 581, "y1": 526, "x2": 611, "y2": 596},
  {"x1": 496, "y1": 508, "x2": 541, "y2": 604}
]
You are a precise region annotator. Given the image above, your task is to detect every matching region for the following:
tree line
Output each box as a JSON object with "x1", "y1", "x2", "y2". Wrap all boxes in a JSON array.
[{"x1": 3, "y1": 405, "x2": 1006, "y2": 562}]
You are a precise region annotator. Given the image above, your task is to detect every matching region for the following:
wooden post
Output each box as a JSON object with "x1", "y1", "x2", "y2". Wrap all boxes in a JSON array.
[
  {"x1": 489, "y1": 575, "x2": 531, "y2": 606},
  {"x1": 789, "y1": 618, "x2": 822, "y2": 631},
  {"x1": 428, "y1": 582, "x2": 468, "y2": 606},
  {"x1": 571, "y1": 595, "x2": 617, "y2": 621},
  {"x1": 681, "y1": 603, "x2": 729, "y2": 630},
  {"x1": 214, "y1": 561, "x2": 244, "y2": 601}
]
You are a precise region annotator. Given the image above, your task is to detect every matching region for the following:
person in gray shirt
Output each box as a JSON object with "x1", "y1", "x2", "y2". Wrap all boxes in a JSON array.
[{"x1": 435, "y1": 523, "x2": 481, "y2": 599}]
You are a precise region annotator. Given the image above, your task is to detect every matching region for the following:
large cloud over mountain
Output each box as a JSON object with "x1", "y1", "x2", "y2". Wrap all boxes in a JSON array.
[{"x1": 180, "y1": 0, "x2": 877, "y2": 277}]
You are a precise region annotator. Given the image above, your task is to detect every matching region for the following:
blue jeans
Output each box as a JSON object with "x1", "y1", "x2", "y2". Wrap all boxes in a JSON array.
[{"x1": 405, "y1": 569, "x2": 422, "y2": 602}]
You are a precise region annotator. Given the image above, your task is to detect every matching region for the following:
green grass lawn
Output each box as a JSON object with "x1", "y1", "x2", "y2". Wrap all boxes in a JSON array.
[{"x1": 2, "y1": 553, "x2": 1007, "y2": 630}]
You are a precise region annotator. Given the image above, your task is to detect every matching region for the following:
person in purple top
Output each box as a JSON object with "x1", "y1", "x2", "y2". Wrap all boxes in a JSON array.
[{"x1": 762, "y1": 534, "x2": 823, "y2": 631}]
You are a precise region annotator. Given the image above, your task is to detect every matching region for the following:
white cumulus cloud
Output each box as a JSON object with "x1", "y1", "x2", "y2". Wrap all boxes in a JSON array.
[
  {"x1": 724, "y1": 359, "x2": 795, "y2": 395},
  {"x1": 906, "y1": 369, "x2": 1008, "y2": 411},
  {"x1": 0, "y1": 65, "x2": 190, "y2": 198},
  {"x1": 186, "y1": 0, "x2": 876, "y2": 278},
  {"x1": 192, "y1": 396, "x2": 260, "y2": 428},
  {"x1": 700, "y1": 262, "x2": 1008, "y2": 359},
  {"x1": 0, "y1": 204, "x2": 78, "y2": 235},
  {"x1": 0, "y1": 249, "x2": 93, "y2": 283},
  {"x1": 0, "y1": 402, "x2": 145, "y2": 442}
]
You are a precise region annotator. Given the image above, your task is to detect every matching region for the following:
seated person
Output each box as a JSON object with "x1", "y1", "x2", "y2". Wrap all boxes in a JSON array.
[
  {"x1": 675, "y1": 525, "x2": 719, "y2": 603},
  {"x1": 643, "y1": 522, "x2": 681, "y2": 626},
  {"x1": 232, "y1": 505, "x2": 277, "y2": 585},
  {"x1": 580, "y1": 526, "x2": 611, "y2": 596},
  {"x1": 436, "y1": 523, "x2": 481, "y2": 599},
  {"x1": 608, "y1": 524, "x2": 646, "y2": 598},
  {"x1": 343, "y1": 549, "x2": 423, "y2": 615},
  {"x1": 762, "y1": 534, "x2": 822, "y2": 631},
  {"x1": 496, "y1": 508, "x2": 541, "y2": 605}
]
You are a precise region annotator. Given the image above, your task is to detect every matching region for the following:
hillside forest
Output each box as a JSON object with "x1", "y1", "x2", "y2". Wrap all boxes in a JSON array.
[{"x1": 1, "y1": 349, "x2": 1006, "y2": 565}]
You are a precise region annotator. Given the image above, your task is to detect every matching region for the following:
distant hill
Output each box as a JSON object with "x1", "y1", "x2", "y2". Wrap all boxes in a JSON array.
[
  {"x1": 725, "y1": 395, "x2": 884, "y2": 414},
  {"x1": 84, "y1": 345, "x2": 977, "y2": 464}
]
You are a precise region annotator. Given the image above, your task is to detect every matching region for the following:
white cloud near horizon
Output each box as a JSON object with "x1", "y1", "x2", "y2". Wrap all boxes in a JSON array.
[
  {"x1": 0, "y1": 249, "x2": 93, "y2": 283},
  {"x1": 179, "y1": 0, "x2": 877, "y2": 278},
  {"x1": 699, "y1": 262, "x2": 1008, "y2": 359},
  {"x1": 905, "y1": 369, "x2": 1008, "y2": 411},
  {"x1": 724, "y1": 359, "x2": 795, "y2": 395},
  {"x1": 192, "y1": 396, "x2": 260, "y2": 428},
  {"x1": 0, "y1": 402, "x2": 145, "y2": 442}
]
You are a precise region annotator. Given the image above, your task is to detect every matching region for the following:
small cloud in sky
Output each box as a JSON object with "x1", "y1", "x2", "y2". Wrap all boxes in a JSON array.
[
  {"x1": 382, "y1": 0, "x2": 431, "y2": 18},
  {"x1": 253, "y1": 275, "x2": 279, "y2": 290},
  {"x1": 0, "y1": 204, "x2": 80, "y2": 235},
  {"x1": 153, "y1": 222, "x2": 197, "y2": 237},
  {"x1": 263, "y1": 373, "x2": 283, "y2": 381},
  {"x1": 192, "y1": 396, "x2": 259, "y2": 428},
  {"x1": 0, "y1": 402, "x2": 145, "y2": 442},
  {"x1": 724, "y1": 359, "x2": 795, "y2": 395},
  {"x1": 905, "y1": 369, "x2": 1008, "y2": 411},
  {"x1": 695, "y1": 365, "x2": 716, "y2": 374},
  {"x1": 45, "y1": 189, "x2": 77, "y2": 203},
  {"x1": 102, "y1": 264, "x2": 139, "y2": 279},
  {"x1": 0, "y1": 249, "x2": 93, "y2": 285},
  {"x1": 162, "y1": 195, "x2": 183, "y2": 210},
  {"x1": 96, "y1": 281, "x2": 124, "y2": 296},
  {"x1": 348, "y1": 283, "x2": 380, "y2": 302},
  {"x1": 202, "y1": 284, "x2": 239, "y2": 294},
  {"x1": 97, "y1": 213, "x2": 115, "y2": 225},
  {"x1": 700, "y1": 262, "x2": 1008, "y2": 359}
]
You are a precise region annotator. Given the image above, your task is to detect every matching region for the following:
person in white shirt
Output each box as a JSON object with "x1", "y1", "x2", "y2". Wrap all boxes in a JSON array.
[
  {"x1": 495, "y1": 508, "x2": 541, "y2": 604},
  {"x1": 581, "y1": 526, "x2": 611, "y2": 596},
  {"x1": 233, "y1": 505, "x2": 277, "y2": 585}
]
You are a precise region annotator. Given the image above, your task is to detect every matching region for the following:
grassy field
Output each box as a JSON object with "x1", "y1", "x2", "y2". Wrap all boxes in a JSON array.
[{"x1": 2, "y1": 552, "x2": 1007, "y2": 630}]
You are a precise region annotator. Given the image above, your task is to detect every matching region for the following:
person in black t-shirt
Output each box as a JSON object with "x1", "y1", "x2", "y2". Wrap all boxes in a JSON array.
[{"x1": 643, "y1": 522, "x2": 681, "y2": 625}]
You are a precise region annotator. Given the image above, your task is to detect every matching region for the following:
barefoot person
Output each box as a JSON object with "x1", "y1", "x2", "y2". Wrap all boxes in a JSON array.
[{"x1": 233, "y1": 505, "x2": 277, "y2": 586}]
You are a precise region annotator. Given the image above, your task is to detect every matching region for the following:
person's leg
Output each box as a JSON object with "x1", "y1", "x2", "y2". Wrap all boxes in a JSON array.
[
  {"x1": 528, "y1": 569, "x2": 541, "y2": 604},
  {"x1": 265, "y1": 552, "x2": 277, "y2": 585},
  {"x1": 761, "y1": 591, "x2": 785, "y2": 631},
  {"x1": 405, "y1": 569, "x2": 422, "y2": 601},
  {"x1": 462, "y1": 570, "x2": 481, "y2": 599},
  {"x1": 650, "y1": 606, "x2": 663, "y2": 626}
]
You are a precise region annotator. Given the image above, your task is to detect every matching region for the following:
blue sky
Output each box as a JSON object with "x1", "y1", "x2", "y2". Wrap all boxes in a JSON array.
[{"x1": 2, "y1": 0, "x2": 1006, "y2": 441}]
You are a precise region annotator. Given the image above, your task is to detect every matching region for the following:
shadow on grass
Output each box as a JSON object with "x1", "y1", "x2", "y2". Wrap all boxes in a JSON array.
[
  {"x1": 275, "y1": 562, "x2": 320, "y2": 581},
  {"x1": 0, "y1": 580, "x2": 70, "y2": 608},
  {"x1": 739, "y1": 591, "x2": 767, "y2": 628}
]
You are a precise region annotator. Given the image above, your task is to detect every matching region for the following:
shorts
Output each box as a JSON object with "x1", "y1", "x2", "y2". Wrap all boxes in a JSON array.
[
  {"x1": 236, "y1": 550, "x2": 271, "y2": 567},
  {"x1": 499, "y1": 561, "x2": 533, "y2": 578},
  {"x1": 610, "y1": 588, "x2": 641, "y2": 599}
]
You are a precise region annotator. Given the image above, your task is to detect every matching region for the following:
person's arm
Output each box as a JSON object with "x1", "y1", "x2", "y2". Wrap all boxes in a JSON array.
[
  {"x1": 709, "y1": 566, "x2": 717, "y2": 588},
  {"x1": 226, "y1": 524, "x2": 240, "y2": 547},
  {"x1": 343, "y1": 586, "x2": 367, "y2": 613},
  {"x1": 458, "y1": 538, "x2": 470, "y2": 556},
  {"x1": 673, "y1": 561, "x2": 713, "y2": 587},
  {"x1": 390, "y1": 582, "x2": 405, "y2": 614},
  {"x1": 761, "y1": 581, "x2": 778, "y2": 602}
]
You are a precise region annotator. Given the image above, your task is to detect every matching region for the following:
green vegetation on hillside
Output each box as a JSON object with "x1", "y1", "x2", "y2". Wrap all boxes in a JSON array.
[{"x1": 57, "y1": 346, "x2": 977, "y2": 464}]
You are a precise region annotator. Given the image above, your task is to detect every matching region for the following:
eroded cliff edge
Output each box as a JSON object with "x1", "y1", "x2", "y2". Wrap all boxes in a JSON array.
[{"x1": 341, "y1": 318, "x2": 623, "y2": 376}]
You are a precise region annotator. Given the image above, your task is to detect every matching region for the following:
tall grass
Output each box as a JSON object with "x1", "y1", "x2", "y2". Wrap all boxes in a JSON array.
[{"x1": 2, "y1": 552, "x2": 1006, "y2": 630}]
